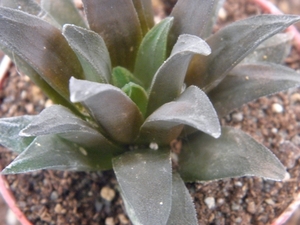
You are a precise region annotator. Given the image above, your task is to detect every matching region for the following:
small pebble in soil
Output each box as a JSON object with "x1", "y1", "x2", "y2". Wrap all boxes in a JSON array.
[
  {"x1": 265, "y1": 198, "x2": 275, "y2": 205},
  {"x1": 54, "y1": 203, "x2": 66, "y2": 214},
  {"x1": 231, "y1": 203, "x2": 240, "y2": 211},
  {"x1": 100, "y1": 186, "x2": 116, "y2": 202},
  {"x1": 232, "y1": 112, "x2": 243, "y2": 122},
  {"x1": 271, "y1": 103, "x2": 284, "y2": 113},
  {"x1": 105, "y1": 217, "x2": 115, "y2": 225},
  {"x1": 118, "y1": 214, "x2": 130, "y2": 224},
  {"x1": 204, "y1": 197, "x2": 216, "y2": 209},
  {"x1": 247, "y1": 201, "x2": 256, "y2": 214}
]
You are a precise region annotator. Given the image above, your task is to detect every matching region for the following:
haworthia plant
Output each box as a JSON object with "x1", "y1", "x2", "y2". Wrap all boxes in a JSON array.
[{"x1": 0, "y1": 0, "x2": 299, "y2": 224}]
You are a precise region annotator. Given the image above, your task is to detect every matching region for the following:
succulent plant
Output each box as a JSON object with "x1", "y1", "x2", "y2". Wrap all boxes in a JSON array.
[{"x1": 0, "y1": 0, "x2": 300, "y2": 224}]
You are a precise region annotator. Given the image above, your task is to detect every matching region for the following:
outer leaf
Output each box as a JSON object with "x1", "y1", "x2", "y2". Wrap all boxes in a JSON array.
[
  {"x1": 179, "y1": 127, "x2": 286, "y2": 182},
  {"x1": 186, "y1": 15, "x2": 300, "y2": 92},
  {"x1": 146, "y1": 34, "x2": 211, "y2": 116},
  {"x1": 122, "y1": 82, "x2": 148, "y2": 117},
  {"x1": 0, "y1": 0, "x2": 59, "y2": 28},
  {"x1": 113, "y1": 148, "x2": 172, "y2": 225},
  {"x1": 169, "y1": 0, "x2": 224, "y2": 48},
  {"x1": 82, "y1": 0, "x2": 143, "y2": 71},
  {"x1": 241, "y1": 33, "x2": 293, "y2": 64},
  {"x1": 19, "y1": 105, "x2": 123, "y2": 154},
  {"x1": 132, "y1": 0, "x2": 154, "y2": 35},
  {"x1": 0, "y1": 7, "x2": 84, "y2": 100},
  {"x1": 0, "y1": 116, "x2": 34, "y2": 153},
  {"x1": 167, "y1": 172, "x2": 197, "y2": 225},
  {"x1": 134, "y1": 17, "x2": 173, "y2": 90},
  {"x1": 41, "y1": 0, "x2": 87, "y2": 28},
  {"x1": 2, "y1": 135, "x2": 115, "y2": 174},
  {"x1": 141, "y1": 86, "x2": 220, "y2": 145},
  {"x1": 112, "y1": 66, "x2": 141, "y2": 89},
  {"x1": 209, "y1": 63, "x2": 300, "y2": 118},
  {"x1": 70, "y1": 77, "x2": 143, "y2": 144},
  {"x1": 11, "y1": 53, "x2": 80, "y2": 113},
  {"x1": 63, "y1": 24, "x2": 111, "y2": 83}
]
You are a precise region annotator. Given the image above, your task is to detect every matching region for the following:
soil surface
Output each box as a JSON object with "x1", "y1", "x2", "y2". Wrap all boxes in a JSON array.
[{"x1": 1, "y1": 0, "x2": 300, "y2": 225}]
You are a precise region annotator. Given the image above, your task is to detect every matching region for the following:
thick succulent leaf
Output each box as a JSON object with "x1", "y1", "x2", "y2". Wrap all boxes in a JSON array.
[
  {"x1": 63, "y1": 24, "x2": 111, "y2": 83},
  {"x1": 41, "y1": 0, "x2": 87, "y2": 28},
  {"x1": 122, "y1": 82, "x2": 148, "y2": 117},
  {"x1": 11, "y1": 53, "x2": 80, "y2": 113},
  {"x1": 209, "y1": 63, "x2": 300, "y2": 118},
  {"x1": 169, "y1": 0, "x2": 224, "y2": 48},
  {"x1": 2, "y1": 135, "x2": 116, "y2": 174},
  {"x1": 242, "y1": 33, "x2": 293, "y2": 64},
  {"x1": 179, "y1": 127, "x2": 286, "y2": 182},
  {"x1": 70, "y1": 77, "x2": 143, "y2": 144},
  {"x1": 0, "y1": 0, "x2": 59, "y2": 28},
  {"x1": 142, "y1": 86, "x2": 220, "y2": 144},
  {"x1": 134, "y1": 17, "x2": 173, "y2": 90},
  {"x1": 0, "y1": 7, "x2": 84, "y2": 100},
  {"x1": 0, "y1": 116, "x2": 34, "y2": 153},
  {"x1": 186, "y1": 14, "x2": 300, "y2": 92},
  {"x1": 146, "y1": 34, "x2": 211, "y2": 116},
  {"x1": 19, "y1": 105, "x2": 123, "y2": 154},
  {"x1": 167, "y1": 172, "x2": 197, "y2": 225},
  {"x1": 112, "y1": 66, "x2": 141, "y2": 89},
  {"x1": 113, "y1": 148, "x2": 172, "y2": 225},
  {"x1": 82, "y1": 0, "x2": 143, "y2": 71},
  {"x1": 132, "y1": 0, "x2": 154, "y2": 35}
]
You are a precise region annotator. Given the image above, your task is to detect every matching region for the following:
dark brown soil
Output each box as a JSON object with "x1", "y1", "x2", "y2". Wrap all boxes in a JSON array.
[{"x1": 1, "y1": 0, "x2": 300, "y2": 225}]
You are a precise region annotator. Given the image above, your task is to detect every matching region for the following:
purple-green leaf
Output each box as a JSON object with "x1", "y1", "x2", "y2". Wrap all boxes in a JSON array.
[
  {"x1": 186, "y1": 14, "x2": 300, "y2": 92},
  {"x1": 82, "y1": 0, "x2": 143, "y2": 71},
  {"x1": 167, "y1": 172, "x2": 197, "y2": 225},
  {"x1": 169, "y1": 0, "x2": 224, "y2": 48},
  {"x1": 0, "y1": 0, "x2": 59, "y2": 28},
  {"x1": 63, "y1": 24, "x2": 111, "y2": 83},
  {"x1": 0, "y1": 7, "x2": 84, "y2": 100},
  {"x1": 0, "y1": 116, "x2": 34, "y2": 153},
  {"x1": 2, "y1": 135, "x2": 115, "y2": 174},
  {"x1": 209, "y1": 63, "x2": 300, "y2": 118},
  {"x1": 19, "y1": 105, "x2": 123, "y2": 154},
  {"x1": 69, "y1": 77, "x2": 143, "y2": 144},
  {"x1": 113, "y1": 148, "x2": 172, "y2": 225},
  {"x1": 41, "y1": 0, "x2": 87, "y2": 28},
  {"x1": 179, "y1": 127, "x2": 286, "y2": 182},
  {"x1": 132, "y1": 0, "x2": 154, "y2": 35},
  {"x1": 134, "y1": 17, "x2": 173, "y2": 90},
  {"x1": 241, "y1": 33, "x2": 293, "y2": 64},
  {"x1": 141, "y1": 86, "x2": 220, "y2": 145},
  {"x1": 146, "y1": 34, "x2": 211, "y2": 116}
]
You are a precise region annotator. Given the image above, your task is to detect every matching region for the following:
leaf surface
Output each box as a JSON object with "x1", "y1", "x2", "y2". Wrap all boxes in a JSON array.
[
  {"x1": 19, "y1": 105, "x2": 122, "y2": 154},
  {"x1": 142, "y1": 86, "x2": 220, "y2": 145},
  {"x1": 209, "y1": 63, "x2": 300, "y2": 117},
  {"x1": 0, "y1": 116, "x2": 34, "y2": 153},
  {"x1": 167, "y1": 172, "x2": 197, "y2": 225},
  {"x1": 241, "y1": 33, "x2": 292, "y2": 64},
  {"x1": 41, "y1": 0, "x2": 87, "y2": 27},
  {"x1": 122, "y1": 82, "x2": 148, "y2": 117},
  {"x1": 147, "y1": 34, "x2": 211, "y2": 116},
  {"x1": 169, "y1": 0, "x2": 224, "y2": 47},
  {"x1": 186, "y1": 14, "x2": 300, "y2": 92},
  {"x1": 2, "y1": 135, "x2": 116, "y2": 174},
  {"x1": 70, "y1": 77, "x2": 143, "y2": 144},
  {"x1": 0, "y1": 7, "x2": 84, "y2": 100},
  {"x1": 0, "y1": 0, "x2": 59, "y2": 27},
  {"x1": 132, "y1": 0, "x2": 154, "y2": 35},
  {"x1": 82, "y1": 0, "x2": 142, "y2": 71},
  {"x1": 63, "y1": 24, "x2": 111, "y2": 83},
  {"x1": 113, "y1": 148, "x2": 172, "y2": 225},
  {"x1": 112, "y1": 66, "x2": 141, "y2": 88},
  {"x1": 179, "y1": 127, "x2": 286, "y2": 182},
  {"x1": 134, "y1": 17, "x2": 173, "y2": 90}
]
